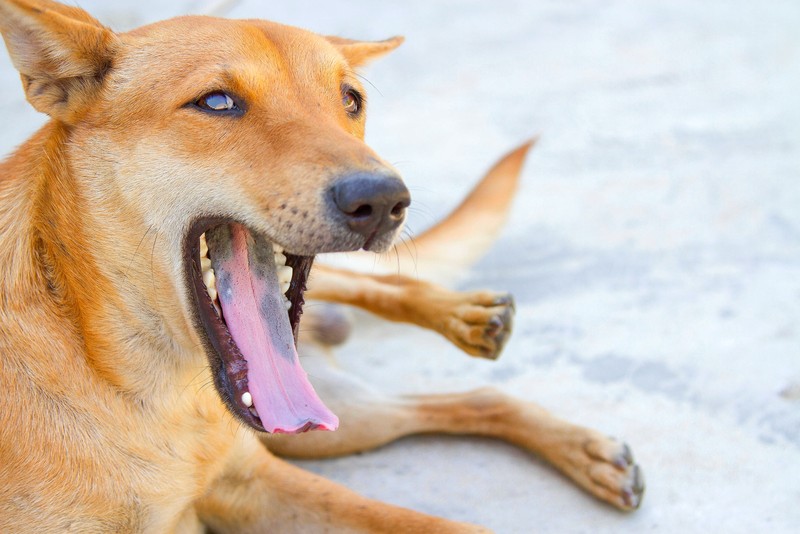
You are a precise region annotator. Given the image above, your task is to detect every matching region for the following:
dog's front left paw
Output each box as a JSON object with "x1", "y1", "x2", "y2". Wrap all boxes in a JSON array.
[{"x1": 443, "y1": 292, "x2": 515, "y2": 360}]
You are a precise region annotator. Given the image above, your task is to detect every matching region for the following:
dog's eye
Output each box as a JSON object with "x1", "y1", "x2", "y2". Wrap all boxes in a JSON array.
[
  {"x1": 194, "y1": 91, "x2": 239, "y2": 113},
  {"x1": 342, "y1": 88, "x2": 362, "y2": 116}
]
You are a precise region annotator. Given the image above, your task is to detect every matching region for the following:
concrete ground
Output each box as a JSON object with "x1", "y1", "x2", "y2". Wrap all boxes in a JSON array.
[{"x1": 1, "y1": 1, "x2": 798, "y2": 532}]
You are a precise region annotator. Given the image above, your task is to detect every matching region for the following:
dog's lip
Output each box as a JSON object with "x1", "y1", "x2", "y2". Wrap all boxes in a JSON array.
[{"x1": 182, "y1": 217, "x2": 316, "y2": 432}]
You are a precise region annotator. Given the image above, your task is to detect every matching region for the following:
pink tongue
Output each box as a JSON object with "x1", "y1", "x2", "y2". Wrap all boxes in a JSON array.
[{"x1": 213, "y1": 225, "x2": 338, "y2": 434}]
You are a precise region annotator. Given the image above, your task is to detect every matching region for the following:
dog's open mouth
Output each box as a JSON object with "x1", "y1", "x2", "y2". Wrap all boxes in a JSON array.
[{"x1": 186, "y1": 221, "x2": 338, "y2": 434}]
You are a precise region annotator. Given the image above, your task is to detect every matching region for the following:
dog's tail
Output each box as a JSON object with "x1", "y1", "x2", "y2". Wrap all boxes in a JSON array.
[{"x1": 323, "y1": 138, "x2": 536, "y2": 285}]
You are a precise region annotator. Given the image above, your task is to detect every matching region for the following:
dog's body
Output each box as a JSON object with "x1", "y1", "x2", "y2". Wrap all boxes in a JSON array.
[{"x1": 0, "y1": 1, "x2": 643, "y2": 531}]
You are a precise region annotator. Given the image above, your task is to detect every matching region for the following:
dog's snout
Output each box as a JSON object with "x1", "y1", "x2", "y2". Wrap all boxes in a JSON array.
[{"x1": 331, "y1": 173, "x2": 410, "y2": 239}]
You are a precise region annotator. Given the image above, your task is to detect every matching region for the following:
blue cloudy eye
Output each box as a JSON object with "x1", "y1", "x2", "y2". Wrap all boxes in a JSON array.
[{"x1": 195, "y1": 92, "x2": 238, "y2": 113}]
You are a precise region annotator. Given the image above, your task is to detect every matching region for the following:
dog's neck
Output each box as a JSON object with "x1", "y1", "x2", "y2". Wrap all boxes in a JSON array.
[{"x1": 1, "y1": 122, "x2": 203, "y2": 400}]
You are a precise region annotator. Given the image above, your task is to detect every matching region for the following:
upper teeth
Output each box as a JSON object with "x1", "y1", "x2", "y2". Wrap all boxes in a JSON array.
[
  {"x1": 274, "y1": 249, "x2": 293, "y2": 310},
  {"x1": 277, "y1": 265, "x2": 292, "y2": 291},
  {"x1": 200, "y1": 232, "x2": 293, "y2": 314},
  {"x1": 198, "y1": 233, "x2": 220, "y2": 314}
]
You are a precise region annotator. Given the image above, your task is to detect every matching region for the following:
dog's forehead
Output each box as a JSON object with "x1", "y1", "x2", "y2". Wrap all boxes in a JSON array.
[{"x1": 117, "y1": 16, "x2": 346, "y2": 88}]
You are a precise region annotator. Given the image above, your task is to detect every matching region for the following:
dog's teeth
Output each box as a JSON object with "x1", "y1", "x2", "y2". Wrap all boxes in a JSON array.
[
  {"x1": 200, "y1": 233, "x2": 209, "y2": 258},
  {"x1": 277, "y1": 265, "x2": 293, "y2": 284},
  {"x1": 284, "y1": 297, "x2": 292, "y2": 311},
  {"x1": 203, "y1": 266, "x2": 219, "y2": 306},
  {"x1": 241, "y1": 391, "x2": 253, "y2": 407},
  {"x1": 274, "y1": 251, "x2": 287, "y2": 267},
  {"x1": 200, "y1": 256, "x2": 211, "y2": 272},
  {"x1": 203, "y1": 268, "x2": 218, "y2": 304},
  {"x1": 212, "y1": 299, "x2": 222, "y2": 317},
  {"x1": 278, "y1": 264, "x2": 292, "y2": 295},
  {"x1": 202, "y1": 268, "x2": 216, "y2": 290},
  {"x1": 249, "y1": 406, "x2": 259, "y2": 418}
]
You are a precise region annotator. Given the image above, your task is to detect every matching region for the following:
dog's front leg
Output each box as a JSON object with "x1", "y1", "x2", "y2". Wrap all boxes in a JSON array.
[
  {"x1": 307, "y1": 265, "x2": 514, "y2": 359},
  {"x1": 195, "y1": 433, "x2": 487, "y2": 534}
]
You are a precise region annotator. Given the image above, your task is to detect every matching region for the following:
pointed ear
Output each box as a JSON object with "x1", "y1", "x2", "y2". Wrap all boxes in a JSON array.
[
  {"x1": 0, "y1": 0, "x2": 119, "y2": 123},
  {"x1": 326, "y1": 35, "x2": 404, "y2": 68}
]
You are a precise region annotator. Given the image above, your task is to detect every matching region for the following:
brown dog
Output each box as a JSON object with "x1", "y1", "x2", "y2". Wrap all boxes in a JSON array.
[{"x1": 0, "y1": 1, "x2": 644, "y2": 531}]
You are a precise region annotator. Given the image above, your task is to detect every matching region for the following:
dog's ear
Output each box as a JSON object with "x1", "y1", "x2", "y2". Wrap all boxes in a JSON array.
[
  {"x1": 327, "y1": 35, "x2": 404, "y2": 68},
  {"x1": 0, "y1": 0, "x2": 119, "y2": 123}
]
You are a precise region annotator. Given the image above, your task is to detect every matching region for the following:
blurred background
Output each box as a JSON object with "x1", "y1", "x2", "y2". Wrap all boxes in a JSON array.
[{"x1": 1, "y1": 1, "x2": 798, "y2": 531}]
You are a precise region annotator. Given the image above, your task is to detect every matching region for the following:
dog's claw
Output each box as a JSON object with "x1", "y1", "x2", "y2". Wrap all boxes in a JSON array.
[
  {"x1": 493, "y1": 294, "x2": 516, "y2": 311},
  {"x1": 611, "y1": 441, "x2": 634, "y2": 469},
  {"x1": 563, "y1": 435, "x2": 646, "y2": 511},
  {"x1": 443, "y1": 290, "x2": 516, "y2": 359},
  {"x1": 621, "y1": 443, "x2": 634, "y2": 468},
  {"x1": 486, "y1": 316, "x2": 503, "y2": 335},
  {"x1": 632, "y1": 465, "x2": 645, "y2": 497},
  {"x1": 487, "y1": 302, "x2": 514, "y2": 358},
  {"x1": 621, "y1": 465, "x2": 645, "y2": 509},
  {"x1": 469, "y1": 292, "x2": 515, "y2": 360}
]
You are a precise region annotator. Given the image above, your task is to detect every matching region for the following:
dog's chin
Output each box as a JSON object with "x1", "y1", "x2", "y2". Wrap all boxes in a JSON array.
[{"x1": 183, "y1": 218, "x2": 337, "y2": 434}]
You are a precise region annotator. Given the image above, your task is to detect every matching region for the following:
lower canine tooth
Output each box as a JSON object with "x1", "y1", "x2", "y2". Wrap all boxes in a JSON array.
[{"x1": 241, "y1": 391, "x2": 253, "y2": 407}]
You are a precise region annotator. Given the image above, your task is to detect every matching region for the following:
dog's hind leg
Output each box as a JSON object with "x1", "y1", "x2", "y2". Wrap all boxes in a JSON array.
[{"x1": 263, "y1": 345, "x2": 644, "y2": 511}]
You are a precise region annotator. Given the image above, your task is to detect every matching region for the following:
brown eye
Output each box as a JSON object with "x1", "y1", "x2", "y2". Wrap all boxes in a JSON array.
[
  {"x1": 194, "y1": 91, "x2": 240, "y2": 113},
  {"x1": 342, "y1": 88, "x2": 362, "y2": 115}
]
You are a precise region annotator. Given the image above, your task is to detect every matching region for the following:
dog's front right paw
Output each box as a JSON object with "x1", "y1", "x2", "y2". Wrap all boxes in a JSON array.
[{"x1": 443, "y1": 291, "x2": 515, "y2": 359}]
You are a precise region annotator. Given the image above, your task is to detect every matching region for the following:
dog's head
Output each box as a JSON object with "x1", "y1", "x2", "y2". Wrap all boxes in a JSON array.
[{"x1": 0, "y1": 0, "x2": 408, "y2": 433}]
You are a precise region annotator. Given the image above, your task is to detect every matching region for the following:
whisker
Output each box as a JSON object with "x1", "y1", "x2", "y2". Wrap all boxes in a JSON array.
[
  {"x1": 393, "y1": 243, "x2": 400, "y2": 275},
  {"x1": 124, "y1": 225, "x2": 154, "y2": 279},
  {"x1": 149, "y1": 231, "x2": 163, "y2": 315},
  {"x1": 407, "y1": 204, "x2": 437, "y2": 227},
  {"x1": 355, "y1": 73, "x2": 382, "y2": 96},
  {"x1": 400, "y1": 232, "x2": 420, "y2": 277},
  {"x1": 180, "y1": 366, "x2": 211, "y2": 397}
]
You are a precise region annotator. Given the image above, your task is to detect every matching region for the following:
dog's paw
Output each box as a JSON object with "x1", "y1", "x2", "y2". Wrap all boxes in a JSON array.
[
  {"x1": 445, "y1": 292, "x2": 515, "y2": 360},
  {"x1": 561, "y1": 435, "x2": 645, "y2": 511}
]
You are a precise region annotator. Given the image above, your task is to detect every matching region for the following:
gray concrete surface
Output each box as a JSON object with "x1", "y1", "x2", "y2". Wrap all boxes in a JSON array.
[{"x1": 1, "y1": 1, "x2": 798, "y2": 532}]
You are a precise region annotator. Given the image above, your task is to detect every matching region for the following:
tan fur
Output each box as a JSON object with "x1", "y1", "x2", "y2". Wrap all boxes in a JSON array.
[{"x1": 0, "y1": 1, "x2": 643, "y2": 531}]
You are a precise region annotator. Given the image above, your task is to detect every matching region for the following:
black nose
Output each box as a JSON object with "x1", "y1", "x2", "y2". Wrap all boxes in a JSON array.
[{"x1": 330, "y1": 172, "x2": 410, "y2": 239}]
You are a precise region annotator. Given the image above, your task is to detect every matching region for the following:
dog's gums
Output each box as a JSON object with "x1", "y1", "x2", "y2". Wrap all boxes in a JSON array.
[{"x1": 187, "y1": 221, "x2": 338, "y2": 434}]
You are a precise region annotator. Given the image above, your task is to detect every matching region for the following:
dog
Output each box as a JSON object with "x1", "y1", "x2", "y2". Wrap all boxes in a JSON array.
[{"x1": 0, "y1": 1, "x2": 644, "y2": 531}]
